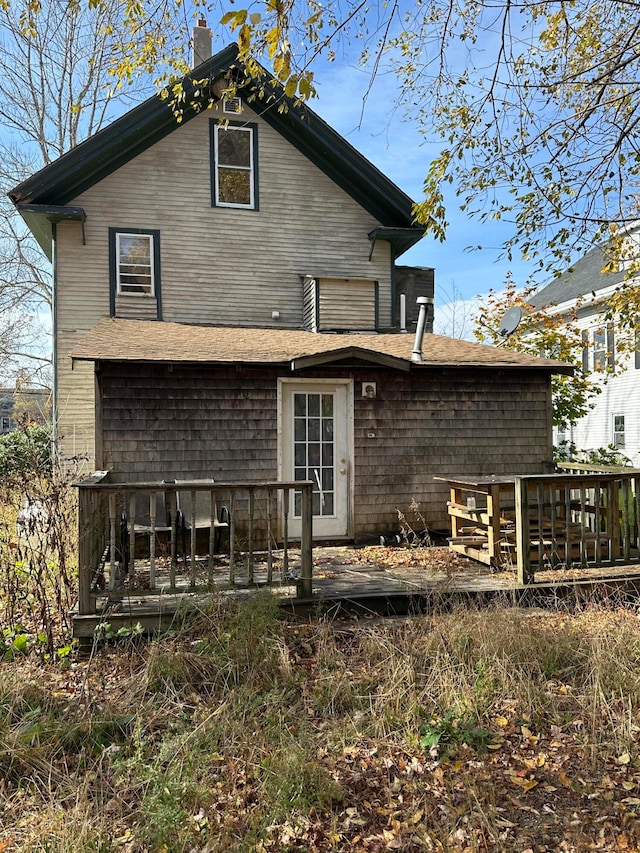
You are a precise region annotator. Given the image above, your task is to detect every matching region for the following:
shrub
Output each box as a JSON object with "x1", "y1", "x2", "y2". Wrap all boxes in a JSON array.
[{"x1": 0, "y1": 422, "x2": 51, "y2": 486}]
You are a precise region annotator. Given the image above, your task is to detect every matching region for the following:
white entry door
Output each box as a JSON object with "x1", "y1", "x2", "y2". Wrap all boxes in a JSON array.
[{"x1": 280, "y1": 380, "x2": 351, "y2": 538}]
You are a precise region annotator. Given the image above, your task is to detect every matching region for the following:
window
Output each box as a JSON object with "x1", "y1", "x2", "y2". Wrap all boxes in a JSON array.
[
  {"x1": 108, "y1": 229, "x2": 161, "y2": 316},
  {"x1": 592, "y1": 327, "x2": 607, "y2": 370},
  {"x1": 1, "y1": 417, "x2": 9, "y2": 432},
  {"x1": 582, "y1": 324, "x2": 615, "y2": 372},
  {"x1": 116, "y1": 233, "x2": 154, "y2": 295},
  {"x1": 613, "y1": 414, "x2": 625, "y2": 449},
  {"x1": 211, "y1": 121, "x2": 258, "y2": 209}
]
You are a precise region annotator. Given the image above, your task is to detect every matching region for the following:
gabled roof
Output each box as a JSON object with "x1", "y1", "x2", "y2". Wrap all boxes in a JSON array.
[
  {"x1": 9, "y1": 44, "x2": 424, "y2": 257},
  {"x1": 530, "y1": 243, "x2": 625, "y2": 309},
  {"x1": 70, "y1": 318, "x2": 573, "y2": 374}
]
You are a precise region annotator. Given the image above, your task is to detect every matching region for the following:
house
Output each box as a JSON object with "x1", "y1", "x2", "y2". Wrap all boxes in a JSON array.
[
  {"x1": 9, "y1": 32, "x2": 570, "y2": 540},
  {"x1": 0, "y1": 387, "x2": 49, "y2": 434},
  {"x1": 530, "y1": 243, "x2": 640, "y2": 465}
]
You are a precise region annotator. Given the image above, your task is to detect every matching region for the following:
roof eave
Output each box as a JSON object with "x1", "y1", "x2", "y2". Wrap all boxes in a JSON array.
[
  {"x1": 8, "y1": 44, "x2": 418, "y2": 228},
  {"x1": 8, "y1": 44, "x2": 240, "y2": 207},
  {"x1": 16, "y1": 203, "x2": 87, "y2": 260}
]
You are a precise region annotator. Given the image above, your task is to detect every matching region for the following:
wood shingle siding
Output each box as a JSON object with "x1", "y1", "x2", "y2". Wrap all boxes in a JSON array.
[{"x1": 98, "y1": 362, "x2": 553, "y2": 538}]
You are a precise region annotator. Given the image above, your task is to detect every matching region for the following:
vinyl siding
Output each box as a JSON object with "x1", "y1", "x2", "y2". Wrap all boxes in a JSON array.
[
  {"x1": 563, "y1": 313, "x2": 640, "y2": 464},
  {"x1": 55, "y1": 103, "x2": 394, "y2": 465},
  {"x1": 318, "y1": 278, "x2": 376, "y2": 330}
]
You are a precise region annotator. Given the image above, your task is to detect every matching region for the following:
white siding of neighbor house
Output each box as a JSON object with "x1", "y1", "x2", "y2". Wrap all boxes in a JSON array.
[
  {"x1": 556, "y1": 313, "x2": 640, "y2": 466},
  {"x1": 53, "y1": 101, "x2": 394, "y2": 465}
]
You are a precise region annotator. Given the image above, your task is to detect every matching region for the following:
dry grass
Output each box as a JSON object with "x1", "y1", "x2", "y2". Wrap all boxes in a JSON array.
[{"x1": 2, "y1": 595, "x2": 640, "y2": 851}]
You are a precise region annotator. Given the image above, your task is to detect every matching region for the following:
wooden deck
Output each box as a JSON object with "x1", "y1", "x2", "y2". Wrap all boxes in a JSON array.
[{"x1": 71, "y1": 546, "x2": 640, "y2": 639}]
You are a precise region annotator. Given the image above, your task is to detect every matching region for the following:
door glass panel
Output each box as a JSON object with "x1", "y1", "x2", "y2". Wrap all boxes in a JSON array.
[
  {"x1": 293, "y1": 391, "x2": 336, "y2": 519},
  {"x1": 294, "y1": 417, "x2": 306, "y2": 442},
  {"x1": 308, "y1": 443, "x2": 321, "y2": 467},
  {"x1": 294, "y1": 395, "x2": 306, "y2": 417}
]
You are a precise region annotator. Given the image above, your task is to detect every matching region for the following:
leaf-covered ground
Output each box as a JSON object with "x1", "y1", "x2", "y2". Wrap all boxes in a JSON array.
[{"x1": 3, "y1": 593, "x2": 640, "y2": 852}]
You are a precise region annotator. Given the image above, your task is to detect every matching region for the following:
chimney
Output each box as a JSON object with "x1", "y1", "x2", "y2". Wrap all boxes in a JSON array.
[
  {"x1": 192, "y1": 19, "x2": 212, "y2": 68},
  {"x1": 411, "y1": 296, "x2": 434, "y2": 363}
]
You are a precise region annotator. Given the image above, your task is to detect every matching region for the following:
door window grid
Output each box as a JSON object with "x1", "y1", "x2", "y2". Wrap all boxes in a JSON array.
[{"x1": 293, "y1": 392, "x2": 335, "y2": 518}]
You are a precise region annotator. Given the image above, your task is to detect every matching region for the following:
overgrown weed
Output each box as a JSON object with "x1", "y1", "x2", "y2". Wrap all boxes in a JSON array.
[
  {"x1": 3, "y1": 596, "x2": 640, "y2": 849},
  {"x1": 0, "y1": 464, "x2": 80, "y2": 659}
]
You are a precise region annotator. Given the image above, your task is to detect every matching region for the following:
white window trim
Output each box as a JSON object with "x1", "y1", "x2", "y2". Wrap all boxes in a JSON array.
[
  {"x1": 214, "y1": 124, "x2": 255, "y2": 209},
  {"x1": 116, "y1": 232, "x2": 155, "y2": 297},
  {"x1": 591, "y1": 326, "x2": 607, "y2": 371},
  {"x1": 613, "y1": 413, "x2": 626, "y2": 449}
]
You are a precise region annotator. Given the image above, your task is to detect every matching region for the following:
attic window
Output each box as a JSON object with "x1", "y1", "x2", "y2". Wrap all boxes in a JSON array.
[
  {"x1": 211, "y1": 120, "x2": 258, "y2": 210},
  {"x1": 223, "y1": 96, "x2": 242, "y2": 114}
]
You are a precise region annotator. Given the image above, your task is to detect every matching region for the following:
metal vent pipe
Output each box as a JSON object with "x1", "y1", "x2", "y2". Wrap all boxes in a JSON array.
[{"x1": 411, "y1": 296, "x2": 432, "y2": 362}]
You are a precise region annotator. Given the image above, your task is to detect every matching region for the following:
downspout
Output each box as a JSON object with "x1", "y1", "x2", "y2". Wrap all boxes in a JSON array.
[
  {"x1": 51, "y1": 221, "x2": 58, "y2": 464},
  {"x1": 411, "y1": 296, "x2": 431, "y2": 363}
]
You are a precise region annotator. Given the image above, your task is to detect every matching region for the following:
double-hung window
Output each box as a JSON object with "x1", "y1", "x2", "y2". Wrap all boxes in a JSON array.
[
  {"x1": 582, "y1": 324, "x2": 615, "y2": 372},
  {"x1": 116, "y1": 232, "x2": 155, "y2": 295},
  {"x1": 613, "y1": 414, "x2": 625, "y2": 449},
  {"x1": 211, "y1": 121, "x2": 258, "y2": 209},
  {"x1": 109, "y1": 228, "x2": 161, "y2": 318}
]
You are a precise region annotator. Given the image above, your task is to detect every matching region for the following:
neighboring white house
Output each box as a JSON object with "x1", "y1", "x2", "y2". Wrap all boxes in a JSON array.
[{"x1": 530, "y1": 243, "x2": 640, "y2": 464}]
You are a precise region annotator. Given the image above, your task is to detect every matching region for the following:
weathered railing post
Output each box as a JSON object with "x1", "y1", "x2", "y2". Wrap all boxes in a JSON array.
[
  {"x1": 299, "y1": 482, "x2": 313, "y2": 598},
  {"x1": 77, "y1": 486, "x2": 93, "y2": 615},
  {"x1": 515, "y1": 476, "x2": 533, "y2": 584}
]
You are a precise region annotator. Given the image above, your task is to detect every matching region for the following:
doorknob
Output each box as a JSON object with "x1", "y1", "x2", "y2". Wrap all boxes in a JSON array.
[{"x1": 340, "y1": 468, "x2": 347, "y2": 475}]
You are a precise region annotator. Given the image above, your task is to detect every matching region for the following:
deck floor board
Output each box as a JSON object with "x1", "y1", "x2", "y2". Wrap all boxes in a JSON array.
[{"x1": 72, "y1": 546, "x2": 640, "y2": 638}]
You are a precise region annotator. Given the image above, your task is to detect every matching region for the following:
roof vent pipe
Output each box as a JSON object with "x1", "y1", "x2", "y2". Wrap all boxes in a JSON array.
[
  {"x1": 411, "y1": 296, "x2": 432, "y2": 363},
  {"x1": 192, "y1": 19, "x2": 212, "y2": 68}
]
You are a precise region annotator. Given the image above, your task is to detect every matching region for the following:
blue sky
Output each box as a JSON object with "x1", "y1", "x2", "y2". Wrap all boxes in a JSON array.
[{"x1": 307, "y1": 50, "x2": 538, "y2": 321}]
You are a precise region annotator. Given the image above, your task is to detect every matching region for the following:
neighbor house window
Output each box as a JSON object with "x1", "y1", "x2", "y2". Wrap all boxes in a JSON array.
[
  {"x1": 582, "y1": 324, "x2": 615, "y2": 372},
  {"x1": 592, "y1": 327, "x2": 607, "y2": 370},
  {"x1": 211, "y1": 121, "x2": 258, "y2": 209},
  {"x1": 613, "y1": 414, "x2": 625, "y2": 449}
]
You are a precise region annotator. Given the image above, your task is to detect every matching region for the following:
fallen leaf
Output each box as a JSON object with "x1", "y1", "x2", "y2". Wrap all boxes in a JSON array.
[{"x1": 558, "y1": 770, "x2": 572, "y2": 788}]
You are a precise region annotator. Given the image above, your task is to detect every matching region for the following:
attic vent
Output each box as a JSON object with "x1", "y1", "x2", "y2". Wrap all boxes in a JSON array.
[{"x1": 223, "y1": 97, "x2": 242, "y2": 114}]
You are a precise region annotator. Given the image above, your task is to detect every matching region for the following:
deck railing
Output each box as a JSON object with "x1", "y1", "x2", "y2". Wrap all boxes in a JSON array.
[
  {"x1": 442, "y1": 469, "x2": 640, "y2": 583},
  {"x1": 514, "y1": 472, "x2": 640, "y2": 583},
  {"x1": 75, "y1": 474, "x2": 314, "y2": 616}
]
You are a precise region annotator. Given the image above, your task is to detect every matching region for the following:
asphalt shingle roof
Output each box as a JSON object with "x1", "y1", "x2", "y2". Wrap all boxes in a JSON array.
[
  {"x1": 530, "y1": 244, "x2": 625, "y2": 309},
  {"x1": 70, "y1": 318, "x2": 573, "y2": 374}
]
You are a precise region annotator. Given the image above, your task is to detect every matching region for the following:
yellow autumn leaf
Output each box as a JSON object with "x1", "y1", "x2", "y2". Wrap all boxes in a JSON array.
[{"x1": 558, "y1": 769, "x2": 572, "y2": 787}]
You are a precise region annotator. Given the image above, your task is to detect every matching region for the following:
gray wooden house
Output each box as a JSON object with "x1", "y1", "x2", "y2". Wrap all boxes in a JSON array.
[{"x1": 9, "y1": 38, "x2": 569, "y2": 540}]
